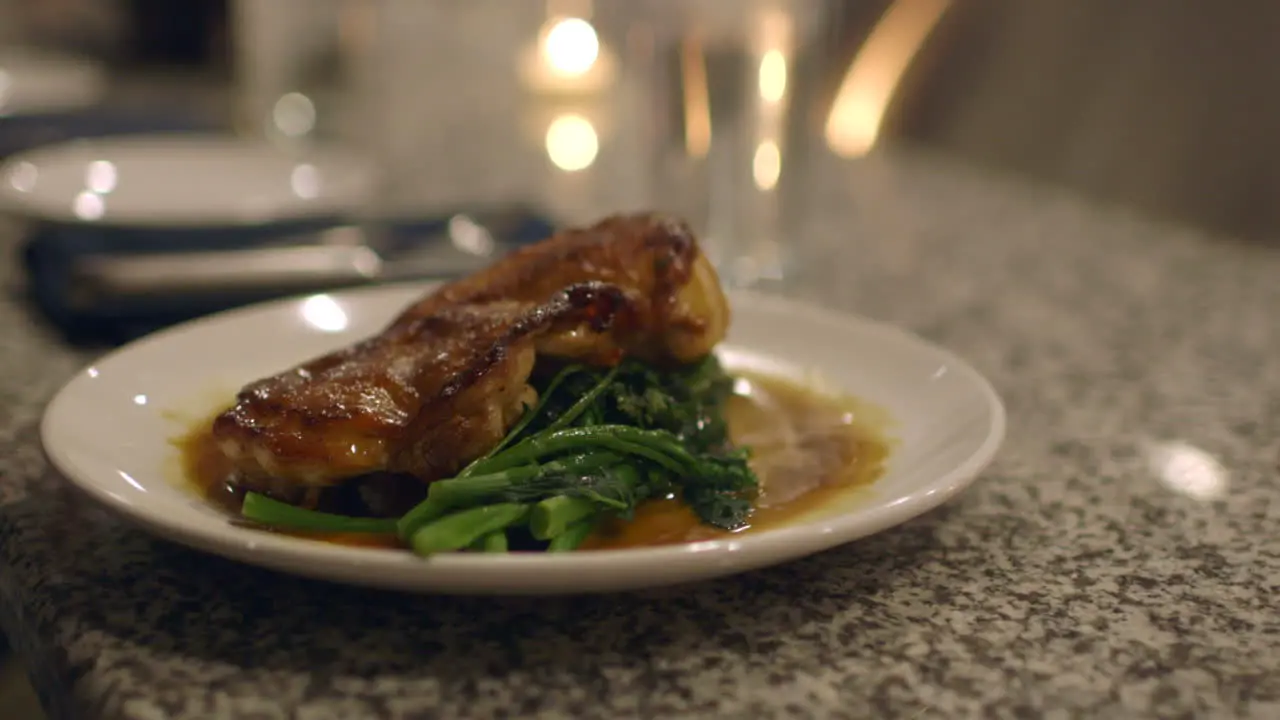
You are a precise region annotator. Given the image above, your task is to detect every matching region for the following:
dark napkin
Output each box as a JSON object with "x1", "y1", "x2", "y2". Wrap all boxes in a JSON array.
[
  {"x1": 0, "y1": 108, "x2": 219, "y2": 160},
  {"x1": 20, "y1": 209, "x2": 557, "y2": 346}
]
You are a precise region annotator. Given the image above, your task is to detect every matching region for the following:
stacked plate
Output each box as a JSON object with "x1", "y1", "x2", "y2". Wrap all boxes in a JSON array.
[
  {"x1": 0, "y1": 48, "x2": 217, "y2": 160},
  {"x1": 0, "y1": 134, "x2": 376, "y2": 229},
  {"x1": 0, "y1": 132, "x2": 383, "y2": 338}
]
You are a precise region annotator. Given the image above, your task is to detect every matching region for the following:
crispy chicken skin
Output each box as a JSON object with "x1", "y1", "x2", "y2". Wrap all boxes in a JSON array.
[
  {"x1": 212, "y1": 214, "x2": 730, "y2": 494},
  {"x1": 389, "y1": 213, "x2": 728, "y2": 363}
]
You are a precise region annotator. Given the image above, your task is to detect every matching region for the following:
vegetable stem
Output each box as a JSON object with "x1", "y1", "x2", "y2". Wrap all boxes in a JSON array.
[
  {"x1": 410, "y1": 503, "x2": 530, "y2": 556},
  {"x1": 471, "y1": 531, "x2": 509, "y2": 553},
  {"x1": 539, "y1": 451, "x2": 624, "y2": 476},
  {"x1": 544, "y1": 364, "x2": 620, "y2": 434},
  {"x1": 530, "y1": 495, "x2": 598, "y2": 540},
  {"x1": 397, "y1": 467, "x2": 539, "y2": 540},
  {"x1": 241, "y1": 492, "x2": 398, "y2": 534},
  {"x1": 547, "y1": 518, "x2": 596, "y2": 552},
  {"x1": 474, "y1": 425, "x2": 692, "y2": 476},
  {"x1": 465, "y1": 364, "x2": 585, "y2": 471},
  {"x1": 425, "y1": 466, "x2": 541, "y2": 507},
  {"x1": 395, "y1": 497, "x2": 448, "y2": 540}
]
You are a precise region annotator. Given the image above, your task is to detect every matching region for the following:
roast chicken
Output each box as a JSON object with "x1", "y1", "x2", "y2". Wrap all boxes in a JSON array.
[{"x1": 211, "y1": 214, "x2": 730, "y2": 499}]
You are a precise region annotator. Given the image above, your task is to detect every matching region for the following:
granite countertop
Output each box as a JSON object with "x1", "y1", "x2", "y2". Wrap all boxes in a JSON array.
[{"x1": 1, "y1": 151, "x2": 1278, "y2": 719}]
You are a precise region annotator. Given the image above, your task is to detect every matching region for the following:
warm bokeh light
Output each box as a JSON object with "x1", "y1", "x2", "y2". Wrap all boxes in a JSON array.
[
  {"x1": 753, "y1": 141, "x2": 781, "y2": 190},
  {"x1": 7, "y1": 161, "x2": 37, "y2": 192},
  {"x1": 85, "y1": 160, "x2": 116, "y2": 194},
  {"x1": 73, "y1": 190, "x2": 104, "y2": 220},
  {"x1": 542, "y1": 17, "x2": 599, "y2": 77},
  {"x1": 545, "y1": 114, "x2": 599, "y2": 171},
  {"x1": 290, "y1": 164, "x2": 320, "y2": 199},
  {"x1": 758, "y1": 49, "x2": 787, "y2": 103},
  {"x1": 826, "y1": 0, "x2": 951, "y2": 157},
  {"x1": 1146, "y1": 440, "x2": 1228, "y2": 501},
  {"x1": 300, "y1": 294, "x2": 349, "y2": 333},
  {"x1": 680, "y1": 38, "x2": 712, "y2": 158},
  {"x1": 272, "y1": 92, "x2": 317, "y2": 138}
]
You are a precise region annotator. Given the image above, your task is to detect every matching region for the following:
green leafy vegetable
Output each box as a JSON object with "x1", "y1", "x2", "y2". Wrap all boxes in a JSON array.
[
  {"x1": 547, "y1": 518, "x2": 596, "y2": 552},
  {"x1": 410, "y1": 503, "x2": 530, "y2": 555},
  {"x1": 404, "y1": 356, "x2": 757, "y2": 541},
  {"x1": 470, "y1": 531, "x2": 509, "y2": 553},
  {"x1": 241, "y1": 492, "x2": 399, "y2": 534},
  {"x1": 530, "y1": 495, "x2": 600, "y2": 540}
]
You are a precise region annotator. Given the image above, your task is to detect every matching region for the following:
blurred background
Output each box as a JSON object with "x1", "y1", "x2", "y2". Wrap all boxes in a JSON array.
[
  {"x1": 1, "y1": 0, "x2": 1277, "y2": 713},
  {"x1": 2, "y1": 0, "x2": 1275, "y2": 351},
  {"x1": 5, "y1": 0, "x2": 1279, "y2": 240},
  {"x1": 4, "y1": 0, "x2": 1278, "y2": 344}
]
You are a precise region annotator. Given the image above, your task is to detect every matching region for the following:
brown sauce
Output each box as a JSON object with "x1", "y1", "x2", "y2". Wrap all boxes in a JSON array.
[
  {"x1": 175, "y1": 427, "x2": 403, "y2": 548},
  {"x1": 174, "y1": 371, "x2": 892, "y2": 550},
  {"x1": 582, "y1": 372, "x2": 890, "y2": 548}
]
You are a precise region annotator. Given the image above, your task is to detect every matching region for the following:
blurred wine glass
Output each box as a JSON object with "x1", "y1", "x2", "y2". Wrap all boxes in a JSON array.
[
  {"x1": 613, "y1": 0, "x2": 842, "y2": 287},
  {"x1": 228, "y1": 0, "x2": 847, "y2": 288}
]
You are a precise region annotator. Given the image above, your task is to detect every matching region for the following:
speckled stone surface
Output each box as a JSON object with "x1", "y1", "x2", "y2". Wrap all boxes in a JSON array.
[{"x1": 2, "y1": 151, "x2": 1279, "y2": 719}]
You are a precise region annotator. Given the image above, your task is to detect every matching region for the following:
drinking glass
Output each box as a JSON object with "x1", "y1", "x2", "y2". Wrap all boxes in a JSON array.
[
  {"x1": 614, "y1": 0, "x2": 840, "y2": 287},
  {"x1": 232, "y1": 0, "x2": 843, "y2": 287}
]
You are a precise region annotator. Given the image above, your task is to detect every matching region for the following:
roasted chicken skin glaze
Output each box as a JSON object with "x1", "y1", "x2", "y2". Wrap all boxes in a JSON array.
[{"x1": 212, "y1": 214, "x2": 730, "y2": 497}]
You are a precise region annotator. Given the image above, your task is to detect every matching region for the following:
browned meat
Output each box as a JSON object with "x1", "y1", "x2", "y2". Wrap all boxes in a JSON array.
[
  {"x1": 390, "y1": 213, "x2": 728, "y2": 363},
  {"x1": 211, "y1": 213, "x2": 730, "y2": 493}
]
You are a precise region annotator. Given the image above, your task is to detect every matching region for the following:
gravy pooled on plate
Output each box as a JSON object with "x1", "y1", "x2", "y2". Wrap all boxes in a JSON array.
[{"x1": 581, "y1": 371, "x2": 890, "y2": 548}]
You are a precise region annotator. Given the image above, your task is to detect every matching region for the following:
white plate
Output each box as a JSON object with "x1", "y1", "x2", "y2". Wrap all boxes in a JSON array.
[
  {"x1": 0, "y1": 48, "x2": 106, "y2": 115},
  {"x1": 0, "y1": 135, "x2": 374, "y2": 227},
  {"x1": 41, "y1": 284, "x2": 1005, "y2": 594}
]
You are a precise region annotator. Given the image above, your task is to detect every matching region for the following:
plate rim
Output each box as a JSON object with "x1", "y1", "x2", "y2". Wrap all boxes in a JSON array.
[
  {"x1": 40, "y1": 283, "x2": 1006, "y2": 591},
  {"x1": 0, "y1": 134, "x2": 374, "y2": 228}
]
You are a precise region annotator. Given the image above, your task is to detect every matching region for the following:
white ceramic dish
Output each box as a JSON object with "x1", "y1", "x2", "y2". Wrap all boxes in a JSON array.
[
  {"x1": 0, "y1": 134, "x2": 374, "y2": 227},
  {"x1": 41, "y1": 284, "x2": 1005, "y2": 594}
]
